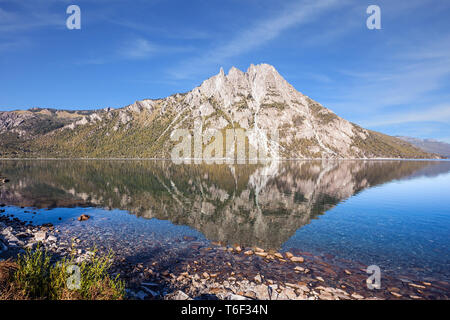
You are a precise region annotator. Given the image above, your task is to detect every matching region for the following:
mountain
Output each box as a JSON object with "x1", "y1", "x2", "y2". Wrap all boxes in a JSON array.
[
  {"x1": 0, "y1": 64, "x2": 439, "y2": 159},
  {"x1": 396, "y1": 136, "x2": 450, "y2": 158}
]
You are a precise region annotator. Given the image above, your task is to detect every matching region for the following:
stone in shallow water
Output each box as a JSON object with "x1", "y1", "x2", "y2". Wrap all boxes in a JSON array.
[
  {"x1": 408, "y1": 283, "x2": 426, "y2": 289},
  {"x1": 285, "y1": 252, "x2": 294, "y2": 259},
  {"x1": 290, "y1": 256, "x2": 304, "y2": 263},
  {"x1": 77, "y1": 214, "x2": 90, "y2": 221},
  {"x1": 255, "y1": 252, "x2": 268, "y2": 258},
  {"x1": 274, "y1": 253, "x2": 283, "y2": 259},
  {"x1": 34, "y1": 231, "x2": 46, "y2": 242}
]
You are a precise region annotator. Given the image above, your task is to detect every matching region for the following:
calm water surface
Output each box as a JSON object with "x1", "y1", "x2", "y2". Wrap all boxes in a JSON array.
[{"x1": 0, "y1": 160, "x2": 449, "y2": 281}]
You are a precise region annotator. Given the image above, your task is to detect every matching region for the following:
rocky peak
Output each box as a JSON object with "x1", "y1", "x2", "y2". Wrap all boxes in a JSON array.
[
  {"x1": 192, "y1": 63, "x2": 302, "y2": 109},
  {"x1": 246, "y1": 63, "x2": 283, "y2": 85}
]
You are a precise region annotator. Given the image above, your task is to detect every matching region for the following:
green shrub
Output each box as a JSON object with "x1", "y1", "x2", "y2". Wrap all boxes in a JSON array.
[
  {"x1": 15, "y1": 245, "x2": 51, "y2": 298},
  {"x1": 78, "y1": 249, "x2": 125, "y2": 300},
  {"x1": 12, "y1": 246, "x2": 125, "y2": 300}
]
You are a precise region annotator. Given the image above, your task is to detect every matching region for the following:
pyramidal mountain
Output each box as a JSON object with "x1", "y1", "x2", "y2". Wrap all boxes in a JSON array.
[{"x1": 0, "y1": 64, "x2": 439, "y2": 159}]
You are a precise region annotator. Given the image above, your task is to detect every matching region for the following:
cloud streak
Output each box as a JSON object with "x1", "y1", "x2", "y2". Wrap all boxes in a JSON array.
[
  {"x1": 109, "y1": 18, "x2": 212, "y2": 40},
  {"x1": 0, "y1": 5, "x2": 62, "y2": 33},
  {"x1": 323, "y1": 34, "x2": 450, "y2": 127},
  {"x1": 120, "y1": 38, "x2": 160, "y2": 59},
  {"x1": 359, "y1": 104, "x2": 450, "y2": 127},
  {"x1": 78, "y1": 37, "x2": 193, "y2": 65},
  {"x1": 168, "y1": 0, "x2": 343, "y2": 79}
]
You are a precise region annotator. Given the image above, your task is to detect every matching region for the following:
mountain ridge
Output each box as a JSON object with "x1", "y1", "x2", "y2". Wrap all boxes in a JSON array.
[
  {"x1": 0, "y1": 63, "x2": 440, "y2": 159},
  {"x1": 396, "y1": 136, "x2": 450, "y2": 158}
]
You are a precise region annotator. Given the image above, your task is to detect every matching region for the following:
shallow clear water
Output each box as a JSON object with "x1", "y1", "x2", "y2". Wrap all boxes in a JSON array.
[
  {"x1": 283, "y1": 172, "x2": 450, "y2": 281},
  {"x1": 1, "y1": 160, "x2": 449, "y2": 281}
]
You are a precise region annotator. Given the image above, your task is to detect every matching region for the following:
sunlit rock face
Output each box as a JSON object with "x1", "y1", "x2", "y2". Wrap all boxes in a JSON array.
[
  {"x1": 0, "y1": 64, "x2": 436, "y2": 159},
  {"x1": 0, "y1": 160, "x2": 443, "y2": 249}
]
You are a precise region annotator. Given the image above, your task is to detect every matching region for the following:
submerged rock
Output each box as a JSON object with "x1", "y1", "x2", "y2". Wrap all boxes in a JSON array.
[
  {"x1": 290, "y1": 256, "x2": 304, "y2": 263},
  {"x1": 285, "y1": 252, "x2": 294, "y2": 259},
  {"x1": 77, "y1": 214, "x2": 90, "y2": 221}
]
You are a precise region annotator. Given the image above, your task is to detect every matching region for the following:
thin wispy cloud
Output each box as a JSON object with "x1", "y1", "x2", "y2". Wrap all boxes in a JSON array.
[
  {"x1": 168, "y1": 0, "x2": 344, "y2": 79},
  {"x1": 0, "y1": 5, "x2": 62, "y2": 33},
  {"x1": 360, "y1": 104, "x2": 450, "y2": 127},
  {"x1": 117, "y1": 37, "x2": 193, "y2": 60},
  {"x1": 78, "y1": 37, "x2": 193, "y2": 65},
  {"x1": 339, "y1": 60, "x2": 450, "y2": 108},
  {"x1": 121, "y1": 38, "x2": 159, "y2": 59},
  {"x1": 322, "y1": 31, "x2": 450, "y2": 125},
  {"x1": 0, "y1": 38, "x2": 30, "y2": 52},
  {"x1": 110, "y1": 18, "x2": 211, "y2": 40}
]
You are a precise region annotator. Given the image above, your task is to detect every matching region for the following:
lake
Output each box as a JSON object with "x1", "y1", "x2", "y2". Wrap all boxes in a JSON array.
[{"x1": 0, "y1": 159, "x2": 449, "y2": 284}]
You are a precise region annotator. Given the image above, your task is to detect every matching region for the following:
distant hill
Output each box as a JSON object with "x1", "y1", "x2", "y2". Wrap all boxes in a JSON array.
[
  {"x1": 0, "y1": 64, "x2": 440, "y2": 159},
  {"x1": 396, "y1": 136, "x2": 450, "y2": 158}
]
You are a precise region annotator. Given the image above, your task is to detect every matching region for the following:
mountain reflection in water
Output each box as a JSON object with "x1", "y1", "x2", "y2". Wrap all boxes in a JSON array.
[{"x1": 0, "y1": 160, "x2": 449, "y2": 249}]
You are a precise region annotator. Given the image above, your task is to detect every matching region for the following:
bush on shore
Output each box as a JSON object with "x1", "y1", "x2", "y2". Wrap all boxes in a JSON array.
[{"x1": 0, "y1": 245, "x2": 125, "y2": 300}]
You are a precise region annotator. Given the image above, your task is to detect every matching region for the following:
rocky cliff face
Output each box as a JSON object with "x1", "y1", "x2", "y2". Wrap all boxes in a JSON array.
[{"x1": 0, "y1": 64, "x2": 437, "y2": 159}]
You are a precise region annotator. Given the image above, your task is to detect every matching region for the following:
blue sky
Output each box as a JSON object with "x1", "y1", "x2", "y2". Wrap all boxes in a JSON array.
[{"x1": 0, "y1": 0, "x2": 449, "y2": 142}]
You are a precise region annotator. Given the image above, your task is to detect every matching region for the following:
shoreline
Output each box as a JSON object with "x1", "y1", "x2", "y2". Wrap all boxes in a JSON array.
[
  {"x1": 1, "y1": 214, "x2": 448, "y2": 300},
  {"x1": 0, "y1": 157, "x2": 447, "y2": 161}
]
